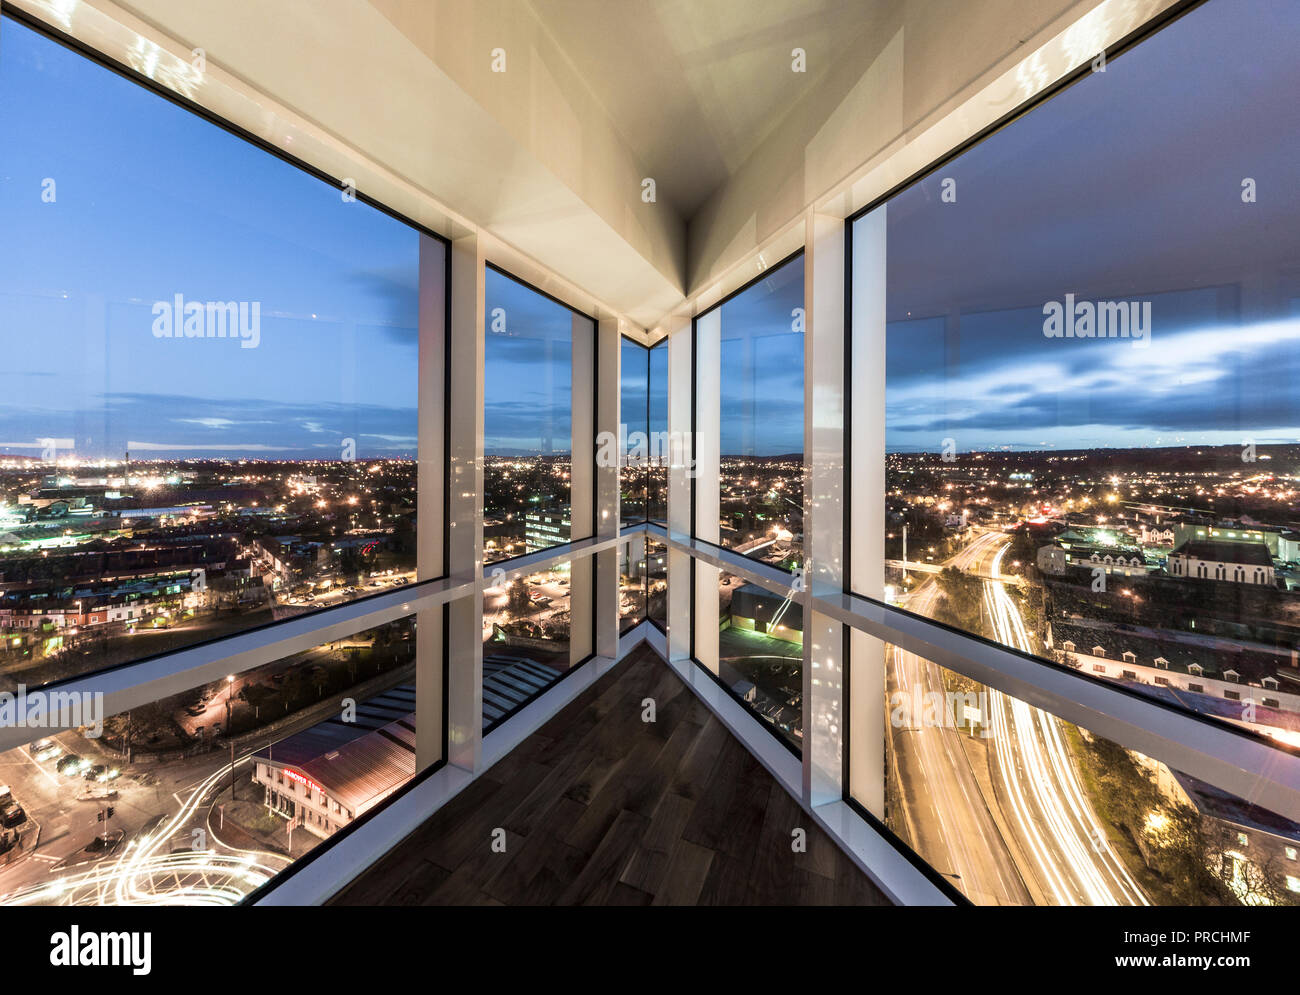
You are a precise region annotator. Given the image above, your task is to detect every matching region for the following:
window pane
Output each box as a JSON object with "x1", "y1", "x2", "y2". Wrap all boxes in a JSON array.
[
  {"x1": 718, "y1": 570, "x2": 803, "y2": 751},
  {"x1": 648, "y1": 339, "x2": 668, "y2": 523},
  {"x1": 483, "y1": 268, "x2": 580, "y2": 564},
  {"x1": 618, "y1": 537, "x2": 646, "y2": 634},
  {"x1": 712, "y1": 256, "x2": 804, "y2": 570},
  {"x1": 0, "y1": 16, "x2": 432, "y2": 684},
  {"x1": 862, "y1": 638, "x2": 1300, "y2": 906},
  {"x1": 482, "y1": 560, "x2": 586, "y2": 729},
  {"x1": 0, "y1": 616, "x2": 419, "y2": 905},
  {"x1": 646, "y1": 538, "x2": 667, "y2": 631},
  {"x1": 620, "y1": 337, "x2": 648, "y2": 524},
  {"x1": 865, "y1": 0, "x2": 1300, "y2": 742}
]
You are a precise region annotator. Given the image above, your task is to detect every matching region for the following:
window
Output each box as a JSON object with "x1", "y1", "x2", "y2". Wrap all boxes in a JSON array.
[
  {"x1": 483, "y1": 267, "x2": 590, "y2": 564},
  {"x1": 697, "y1": 254, "x2": 804, "y2": 571},
  {"x1": 482, "y1": 560, "x2": 590, "y2": 730},
  {"x1": 858, "y1": 0, "x2": 1300, "y2": 745},
  {"x1": 0, "y1": 15, "x2": 443, "y2": 685},
  {"x1": 713, "y1": 570, "x2": 802, "y2": 752},
  {"x1": 620, "y1": 337, "x2": 649, "y2": 524},
  {"x1": 0, "y1": 615, "x2": 418, "y2": 904},
  {"x1": 618, "y1": 537, "x2": 646, "y2": 634},
  {"x1": 860, "y1": 639, "x2": 1300, "y2": 906},
  {"x1": 647, "y1": 337, "x2": 669, "y2": 523},
  {"x1": 646, "y1": 538, "x2": 667, "y2": 632}
]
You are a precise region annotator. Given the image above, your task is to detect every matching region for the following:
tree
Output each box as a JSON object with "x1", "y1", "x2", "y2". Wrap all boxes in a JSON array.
[
  {"x1": 507, "y1": 578, "x2": 532, "y2": 615},
  {"x1": 935, "y1": 567, "x2": 983, "y2": 635}
]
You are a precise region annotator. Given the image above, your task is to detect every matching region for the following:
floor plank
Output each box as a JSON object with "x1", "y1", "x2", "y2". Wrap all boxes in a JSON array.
[{"x1": 329, "y1": 645, "x2": 891, "y2": 906}]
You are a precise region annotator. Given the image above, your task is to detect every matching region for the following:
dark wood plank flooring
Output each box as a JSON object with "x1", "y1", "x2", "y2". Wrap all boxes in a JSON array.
[{"x1": 330, "y1": 644, "x2": 890, "y2": 906}]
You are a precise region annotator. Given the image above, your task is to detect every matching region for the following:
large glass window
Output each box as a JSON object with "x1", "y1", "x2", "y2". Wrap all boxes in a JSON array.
[
  {"x1": 0, "y1": 15, "x2": 439, "y2": 684},
  {"x1": 863, "y1": 640, "x2": 1300, "y2": 907},
  {"x1": 717, "y1": 570, "x2": 803, "y2": 751},
  {"x1": 859, "y1": 0, "x2": 1300, "y2": 742},
  {"x1": 482, "y1": 560, "x2": 589, "y2": 730},
  {"x1": 0, "y1": 616, "x2": 418, "y2": 906},
  {"x1": 483, "y1": 267, "x2": 585, "y2": 564},
  {"x1": 647, "y1": 338, "x2": 668, "y2": 523},
  {"x1": 702, "y1": 255, "x2": 804, "y2": 570},
  {"x1": 620, "y1": 337, "x2": 649, "y2": 524}
]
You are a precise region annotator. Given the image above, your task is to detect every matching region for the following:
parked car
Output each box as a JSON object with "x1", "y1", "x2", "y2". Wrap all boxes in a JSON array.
[
  {"x1": 57, "y1": 755, "x2": 87, "y2": 776},
  {"x1": 0, "y1": 802, "x2": 25, "y2": 828},
  {"x1": 30, "y1": 738, "x2": 59, "y2": 762}
]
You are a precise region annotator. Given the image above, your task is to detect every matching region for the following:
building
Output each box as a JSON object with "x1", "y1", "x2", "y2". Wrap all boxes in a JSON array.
[
  {"x1": 251, "y1": 685, "x2": 416, "y2": 839},
  {"x1": 1168, "y1": 539, "x2": 1275, "y2": 585},
  {"x1": 524, "y1": 510, "x2": 570, "y2": 553},
  {"x1": 728, "y1": 582, "x2": 803, "y2": 644}
]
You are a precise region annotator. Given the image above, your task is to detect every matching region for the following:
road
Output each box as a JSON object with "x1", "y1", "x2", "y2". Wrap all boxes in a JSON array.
[
  {"x1": 981, "y1": 541, "x2": 1148, "y2": 905},
  {"x1": 888, "y1": 531, "x2": 1031, "y2": 904},
  {"x1": 890, "y1": 529, "x2": 1148, "y2": 905},
  {"x1": 0, "y1": 733, "x2": 296, "y2": 905}
]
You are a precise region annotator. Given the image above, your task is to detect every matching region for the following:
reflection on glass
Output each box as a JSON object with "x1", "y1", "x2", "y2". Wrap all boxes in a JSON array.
[
  {"x1": 484, "y1": 267, "x2": 584, "y2": 564},
  {"x1": 876, "y1": 643, "x2": 1300, "y2": 906},
  {"x1": 0, "y1": 617, "x2": 418, "y2": 906},
  {"x1": 714, "y1": 256, "x2": 804, "y2": 570},
  {"x1": 481, "y1": 561, "x2": 575, "y2": 728},
  {"x1": 870, "y1": 0, "x2": 1300, "y2": 745},
  {"x1": 0, "y1": 17, "x2": 429, "y2": 685},
  {"x1": 718, "y1": 571, "x2": 802, "y2": 751}
]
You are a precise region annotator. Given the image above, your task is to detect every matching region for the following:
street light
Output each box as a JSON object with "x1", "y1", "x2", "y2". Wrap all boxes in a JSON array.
[{"x1": 226, "y1": 675, "x2": 237, "y2": 800}]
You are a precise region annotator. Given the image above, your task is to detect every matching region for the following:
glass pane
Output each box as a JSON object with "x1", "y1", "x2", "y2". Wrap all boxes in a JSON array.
[
  {"x1": 620, "y1": 337, "x2": 648, "y2": 524},
  {"x1": 718, "y1": 570, "x2": 803, "y2": 751},
  {"x1": 863, "y1": 638, "x2": 1300, "y2": 906},
  {"x1": 0, "y1": 617, "x2": 419, "y2": 905},
  {"x1": 0, "y1": 17, "x2": 431, "y2": 684},
  {"x1": 646, "y1": 538, "x2": 667, "y2": 631},
  {"x1": 648, "y1": 339, "x2": 669, "y2": 523},
  {"x1": 714, "y1": 256, "x2": 804, "y2": 570},
  {"x1": 482, "y1": 560, "x2": 579, "y2": 728},
  {"x1": 483, "y1": 268, "x2": 581, "y2": 564},
  {"x1": 618, "y1": 537, "x2": 646, "y2": 634},
  {"x1": 867, "y1": 0, "x2": 1300, "y2": 743}
]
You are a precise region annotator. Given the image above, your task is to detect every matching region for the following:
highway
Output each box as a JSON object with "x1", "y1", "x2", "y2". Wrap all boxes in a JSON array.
[
  {"x1": 981, "y1": 542, "x2": 1148, "y2": 905},
  {"x1": 890, "y1": 529, "x2": 1148, "y2": 905},
  {"x1": 887, "y1": 531, "x2": 1032, "y2": 905}
]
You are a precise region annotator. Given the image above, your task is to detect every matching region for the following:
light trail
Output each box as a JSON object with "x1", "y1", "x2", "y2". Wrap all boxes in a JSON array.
[
  {"x1": 0, "y1": 753, "x2": 290, "y2": 906},
  {"x1": 982, "y1": 541, "x2": 1148, "y2": 906}
]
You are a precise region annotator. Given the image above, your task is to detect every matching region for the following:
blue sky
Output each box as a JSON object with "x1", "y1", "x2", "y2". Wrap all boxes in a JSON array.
[
  {"x1": 0, "y1": 16, "x2": 420, "y2": 460},
  {"x1": 880, "y1": 0, "x2": 1300, "y2": 454},
  {"x1": 4, "y1": 0, "x2": 1298, "y2": 464},
  {"x1": 719, "y1": 255, "x2": 804, "y2": 456},
  {"x1": 483, "y1": 267, "x2": 575, "y2": 456}
]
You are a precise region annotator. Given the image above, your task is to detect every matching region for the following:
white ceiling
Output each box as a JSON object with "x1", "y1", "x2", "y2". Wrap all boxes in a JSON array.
[{"x1": 527, "y1": 0, "x2": 882, "y2": 218}]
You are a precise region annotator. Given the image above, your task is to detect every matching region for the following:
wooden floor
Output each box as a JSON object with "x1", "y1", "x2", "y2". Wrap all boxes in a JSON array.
[{"x1": 330, "y1": 645, "x2": 890, "y2": 906}]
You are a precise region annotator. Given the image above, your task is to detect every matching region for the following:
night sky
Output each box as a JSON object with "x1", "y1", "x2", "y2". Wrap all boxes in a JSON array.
[
  {"x1": 3, "y1": 0, "x2": 1297, "y2": 463},
  {"x1": 0, "y1": 15, "x2": 420, "y2": 461},
  {"x1": 879, "y1": 0, "x2": 1300, "y2": 454}
]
